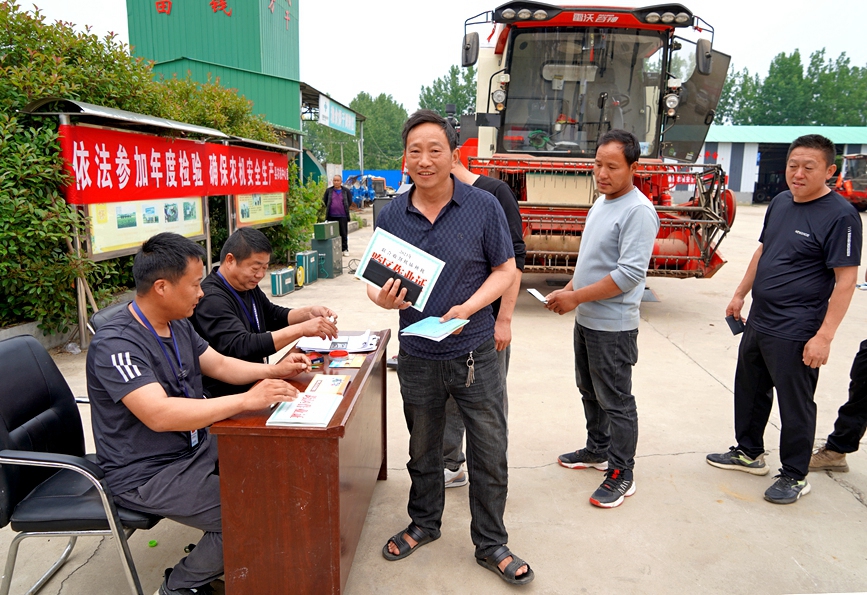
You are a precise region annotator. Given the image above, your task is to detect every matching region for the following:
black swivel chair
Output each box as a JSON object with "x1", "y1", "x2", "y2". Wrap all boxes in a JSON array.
[
  {"x1": 0, "y1": 335, "x2": 160, "y2": 595},
  {"x1": 87, "y1": 300, "x2": 130, "y2": 336}
]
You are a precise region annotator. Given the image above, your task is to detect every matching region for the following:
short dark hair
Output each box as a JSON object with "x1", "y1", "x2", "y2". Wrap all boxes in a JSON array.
[
  {"x1": 220, "y1": 227, "x2": 272, "y2": 263},
  {"x1": 401, "y1": 109, "x2": 457, "y2": 151},
  {"x1": 133, "y1": 232, "x2": 205, "y2": 295},
  {"x1": 787, "y1": 134, "x2": 836, "y2": 167},
  {"x1": 597, "y1": 129, "x2": 641, "y2": 166}
]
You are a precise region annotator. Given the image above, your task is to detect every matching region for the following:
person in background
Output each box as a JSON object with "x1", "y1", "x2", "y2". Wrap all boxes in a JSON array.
[
  {"x1": 442, "y1": 158, "x2": 526, "y2": 488},
  {"x1": 192, "y1": 227, "x2": 337, "y2": 397},
  {"x1": 323, "y1": 174, "x2": 352, "y2": 256}
]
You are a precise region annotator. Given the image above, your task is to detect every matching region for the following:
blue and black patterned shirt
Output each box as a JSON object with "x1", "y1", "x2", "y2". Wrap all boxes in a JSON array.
[{"x1": 377, "y1": 176, "x2": 514, "y2": 359}]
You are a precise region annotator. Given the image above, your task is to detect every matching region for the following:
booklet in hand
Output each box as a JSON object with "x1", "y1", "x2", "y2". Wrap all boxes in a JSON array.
[
  {"x1": 362, "y1": 259, "x2": 423, "y2": 305},
  {"x1": 355, "y1": 227, "x2": 445, "y2": 311},
  {"x1": 400, "y1": 316, "x2": 469, "y2": 342}
]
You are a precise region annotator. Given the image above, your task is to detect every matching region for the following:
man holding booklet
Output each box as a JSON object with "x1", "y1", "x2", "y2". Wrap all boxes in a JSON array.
[{"x1": 366, "y1": 110, "x2": 533, "y2": 586}]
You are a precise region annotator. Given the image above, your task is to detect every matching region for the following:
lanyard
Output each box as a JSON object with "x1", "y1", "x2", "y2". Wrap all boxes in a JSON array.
[
  {"x1": 131, "y1": 301, "x2": 190, "y2": 398},
  {"x1": 217, "y1": 271, "x2": 260, "y2": 332}
]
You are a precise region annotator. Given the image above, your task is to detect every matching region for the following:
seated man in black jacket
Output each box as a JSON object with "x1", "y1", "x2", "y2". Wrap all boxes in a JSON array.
[{"x1": 192, "y1": 227, "x2": 338, "y2": 397}]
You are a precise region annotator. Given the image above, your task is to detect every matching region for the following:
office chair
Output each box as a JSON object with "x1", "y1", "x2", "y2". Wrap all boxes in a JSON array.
[
  {"x1": 0, "y1": 335, "x2": 160, "y2": 595},
  {"x1": 87, "y1": 301, "x2": 130, "y2": 335}
]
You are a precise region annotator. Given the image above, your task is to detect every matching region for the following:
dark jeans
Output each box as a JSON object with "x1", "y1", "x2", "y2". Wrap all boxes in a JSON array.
[
  {"x1": 826, "y1": 339, "x2": 867, "y2": 454},
  {"x1": 443, "y1": 345, "x2": 510, "y2": 471},
  {"x1": 326, "y1": 215, "x2": 349, "y2": 251},
  {"x1": 396, "y1": 338, "x2": 508, "y2": 558},
  {"x1": 734, "y1": 325, "x2": 819, "y2": 480},
  {"x1": 115, "y1": 433, "x2": 222, "y2": 590},
  {"x1": 573, "y1": 322, "x2": 639, "y2": 471}
]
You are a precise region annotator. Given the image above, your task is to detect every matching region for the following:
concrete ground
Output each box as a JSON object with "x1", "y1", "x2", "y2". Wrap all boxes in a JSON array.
[{"x1": 5, "y1": 203, "x2": 867, "y2": 595}]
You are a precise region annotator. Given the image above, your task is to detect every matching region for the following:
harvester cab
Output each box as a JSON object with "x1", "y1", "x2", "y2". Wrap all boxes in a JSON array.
[
  {"x1": 458, "y1": 2, "x2": 736, "y2": 279},
  {"x1": 462, "y1": 1, "x2": 729, "y2": 162}
]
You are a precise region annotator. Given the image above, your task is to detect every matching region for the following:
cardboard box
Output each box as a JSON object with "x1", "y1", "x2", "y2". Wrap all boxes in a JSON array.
[{"x1": 270, "y1": 267, "x2": 295, "y2": 296}]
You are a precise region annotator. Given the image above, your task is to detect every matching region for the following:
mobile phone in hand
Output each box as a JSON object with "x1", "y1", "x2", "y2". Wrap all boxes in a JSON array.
[
  {"x1": 527, "y1": 288, "x2": 548, "y2": 304},
  {"x1": 725, "y1": 315, "x2": 745, "y2": 335}
]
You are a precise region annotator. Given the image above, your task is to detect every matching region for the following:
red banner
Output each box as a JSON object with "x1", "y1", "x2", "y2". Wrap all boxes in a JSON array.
[{"x1": 59, "y1": 125, "x2": 289, "y2": 204}]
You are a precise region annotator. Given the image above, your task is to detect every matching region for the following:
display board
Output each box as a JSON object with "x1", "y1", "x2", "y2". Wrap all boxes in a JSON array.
[
  {"x1": 234, "y1": 192, "x2": 287, "y2": 228},
  {"x1": 86, "y1": 197, "x2": 205, "y2": 261}
]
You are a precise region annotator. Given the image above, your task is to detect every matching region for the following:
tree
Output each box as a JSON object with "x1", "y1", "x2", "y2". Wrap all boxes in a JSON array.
[
  {"x1": 304, "y1": 92, "x2": 407, "y2": 171},
  {"x1": 419, "y1": 65, "x2": 477, "y2": 116},
  {"x1": 0, "y1": 1, "x2": 288, "y2": 331},
  {"x1": 715, "y1": 48, "x2": 867, "y2": 126}
]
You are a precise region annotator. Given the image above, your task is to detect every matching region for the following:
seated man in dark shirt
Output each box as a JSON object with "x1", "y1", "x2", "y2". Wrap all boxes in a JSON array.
[
  {"x1": 87, "y1": 232, "x2": 310, "y2": 594},
  {"x1": 192, "y1": 227, "x2": 338, "y2": 397}
]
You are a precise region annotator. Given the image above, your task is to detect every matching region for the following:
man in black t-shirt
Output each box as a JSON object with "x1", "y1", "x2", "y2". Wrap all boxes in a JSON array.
[
  {"x1": 87, "y1": 233, "x2": 310, "y2": 595},
  {"x1": 441, "y1": 159, "x2": 526, "y2": 488},
  {"x1": 192, "y1": 227, "x2": 338, "y2": 397},
  {"x1": 707, "y1": 135, "x2": 862, "y2": 505}
]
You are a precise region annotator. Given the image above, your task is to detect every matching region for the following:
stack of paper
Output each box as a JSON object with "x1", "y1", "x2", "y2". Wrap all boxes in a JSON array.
[
  {"x1": 266, "y1": 375, "x2": 350, "y2": 427},
  {"x1": 296, "y1": 331, "x2": 379, "y2": 353}
]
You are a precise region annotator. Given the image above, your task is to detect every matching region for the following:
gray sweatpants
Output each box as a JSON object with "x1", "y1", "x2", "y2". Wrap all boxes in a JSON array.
[{"x1": 115, "y1": 433, "x2": 223, "y2": 590}]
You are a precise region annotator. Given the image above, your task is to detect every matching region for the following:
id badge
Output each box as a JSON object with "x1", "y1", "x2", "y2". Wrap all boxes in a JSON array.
[{"x1": 190, "y1": 429, "x2": 199, "y2": 448}]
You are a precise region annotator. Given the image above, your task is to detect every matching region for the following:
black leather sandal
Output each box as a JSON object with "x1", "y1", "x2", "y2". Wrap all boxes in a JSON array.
[
  {"x1": 381, "y1": 523, "x2": 438, "y2": 561},
  {"x1": 476, "y1": 545, "x2": 535, "y2": 585}
]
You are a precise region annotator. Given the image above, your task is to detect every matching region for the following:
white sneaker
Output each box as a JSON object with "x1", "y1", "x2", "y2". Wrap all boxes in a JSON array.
[
  {"x1": 444, "y1": 467, "x2": 468, "y2": 488},
  {"x1": 342, "y1": 250, "x2": 349, "y2": 256}
]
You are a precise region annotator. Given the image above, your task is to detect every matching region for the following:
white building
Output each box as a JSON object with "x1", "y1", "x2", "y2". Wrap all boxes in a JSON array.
[{"x1": 696, "y1": 126, "x2": 867, "y2": 202}]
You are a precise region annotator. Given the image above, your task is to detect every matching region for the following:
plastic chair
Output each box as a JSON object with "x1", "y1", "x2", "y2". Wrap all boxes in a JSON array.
[{"x1": 0, "y1": 335, "x2": 160, "y2": 595}]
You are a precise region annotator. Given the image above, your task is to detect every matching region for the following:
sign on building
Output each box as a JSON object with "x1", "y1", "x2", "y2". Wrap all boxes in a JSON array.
[{"x1": 318, "y1": 95, "x2": 356, "y2": 136}]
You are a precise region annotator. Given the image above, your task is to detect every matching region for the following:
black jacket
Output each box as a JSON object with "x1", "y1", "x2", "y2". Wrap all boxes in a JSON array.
[
  {"x1": 191, "y1": 268, "x2": 292, "y2": 397},
  {"x1": 323, "y1": 186, "x2": 352, "y2": 216}
]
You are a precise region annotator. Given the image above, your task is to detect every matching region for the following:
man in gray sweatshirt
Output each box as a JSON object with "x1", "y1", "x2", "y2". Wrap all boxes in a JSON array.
[{"x1": 545, "y1": 129, "x2": 659, "y2": 509}]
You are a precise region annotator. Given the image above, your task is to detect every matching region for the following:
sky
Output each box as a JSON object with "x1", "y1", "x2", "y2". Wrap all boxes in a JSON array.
[{"x1": 22, "y1": 0, "x2": 867, "y2": 114}]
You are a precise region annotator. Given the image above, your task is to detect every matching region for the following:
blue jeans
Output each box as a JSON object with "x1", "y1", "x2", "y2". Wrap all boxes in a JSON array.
[
  {"x1": 573, "y1": 322, "x2": 639, "y2": 471},
  {"x1": 443, "y1": 345, "x2": 510, "y2": 471},
  {"x1": 397, "y1": 338, "x2": 508, "y2": 558}
]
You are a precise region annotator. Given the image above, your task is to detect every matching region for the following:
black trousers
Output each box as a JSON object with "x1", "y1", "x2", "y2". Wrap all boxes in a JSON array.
[
  {"x1": 734, "y1": 325, "x2": 819, "y2": 480},
  {"x1": 826, "y1": 339, "x2": 867, "y2": 453},
  {"x1": 327, "y1": 215, "x2": 349, "y2": 251}
]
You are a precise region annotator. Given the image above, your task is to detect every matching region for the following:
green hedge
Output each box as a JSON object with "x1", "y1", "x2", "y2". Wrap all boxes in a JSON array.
[{"x1": 0, "y1": 2, "x2": 316, "y2": 333}]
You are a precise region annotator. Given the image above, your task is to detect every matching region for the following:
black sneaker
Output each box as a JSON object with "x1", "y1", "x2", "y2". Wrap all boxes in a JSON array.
[
  {"x1": 589, "y1": 468, "x2": 635, "y2": 508},
  {"x1": 157, "y1": 568, "x2": 217, "y2": 595},
  {"x1": 706, "y1": 446, "x2": 770, "y2": 475},
  {"x1": 558, "y1": 448, "x2": 608, "y2": 471},
  {"x1": 764, "y1": 474, "x2": 811, "y2": 504}
]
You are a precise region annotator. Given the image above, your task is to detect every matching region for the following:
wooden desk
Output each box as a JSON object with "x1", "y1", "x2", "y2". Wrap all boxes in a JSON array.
[{"x1": 211, "y1": 330, "x2": 390, "y2": 594}]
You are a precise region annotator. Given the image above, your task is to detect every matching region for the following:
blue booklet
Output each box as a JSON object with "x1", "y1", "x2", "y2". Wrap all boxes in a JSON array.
[{"x1": 400, "y1": 317, "x2": 469, "y2": 342}]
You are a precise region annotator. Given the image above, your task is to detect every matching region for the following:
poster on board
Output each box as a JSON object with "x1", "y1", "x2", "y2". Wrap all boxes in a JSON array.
[
  {"x1": 87, "y1": 197, "x2": 205, "y2": 260},
  {"x1": 234, "y1": 192, "x2": 287, "y2": 228}
]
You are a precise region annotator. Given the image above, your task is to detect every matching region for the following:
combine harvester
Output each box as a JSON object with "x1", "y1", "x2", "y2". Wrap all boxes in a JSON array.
[
  {"x1": 459, "y1": 1, "x2": 736, "y2": 278},
  {"x1": 834, "y1": 154, "x2": 867, "y2": 211}
]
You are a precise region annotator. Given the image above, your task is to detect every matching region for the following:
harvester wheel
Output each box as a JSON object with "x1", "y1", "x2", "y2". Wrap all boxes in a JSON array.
[{"x1": 721, "y1": 189, "x2": 737, "y2": 228}]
